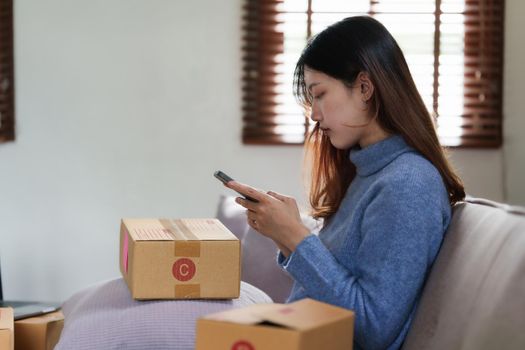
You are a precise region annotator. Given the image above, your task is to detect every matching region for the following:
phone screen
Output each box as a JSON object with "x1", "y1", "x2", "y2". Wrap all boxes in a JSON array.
[
  {"x1": 214, "y1": 170, "x2": 234, "y2": 184},
  {"x1": 214, "y1": 170, "x2": 258, "y2": 202}
]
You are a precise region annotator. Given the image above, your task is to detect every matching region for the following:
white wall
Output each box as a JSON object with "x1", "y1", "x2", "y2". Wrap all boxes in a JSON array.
[
  {"x1": 504, "y1": 0, "x2": 525, "y2": 205},
  {"x1": 0, "y1": 0, "x2": 518, "y2": 302}
]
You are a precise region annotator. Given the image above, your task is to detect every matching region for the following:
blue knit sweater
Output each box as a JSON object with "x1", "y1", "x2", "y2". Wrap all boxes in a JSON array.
[{"x1": 278, "y1": 135, "x2": 451, "y2": 350}]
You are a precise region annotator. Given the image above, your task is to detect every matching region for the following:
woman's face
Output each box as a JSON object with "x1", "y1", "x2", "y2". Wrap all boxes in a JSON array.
[{"x1": 304, "y1": 67, "x2": 387, "y2": 149}]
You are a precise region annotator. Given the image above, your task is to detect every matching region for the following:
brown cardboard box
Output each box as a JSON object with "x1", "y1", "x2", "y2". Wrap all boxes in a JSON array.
[
  {"x1": 14, "y1": 311, "x2": 64, "y2": 350},
  {"x1": 0, "y1": 308, "x2": 14, "y2": 350},
  {"x1": 120, "y1": 218, "x2": 240, "y2": 300},
  {"x1": 195, "y1": 298, "x2": 355, "y2": 350}
]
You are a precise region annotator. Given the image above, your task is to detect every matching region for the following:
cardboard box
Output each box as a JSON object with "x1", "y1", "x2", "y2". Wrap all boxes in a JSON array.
[
  {"x1": 195, "y1": 298, "x2": 355, "y2": 350},
  {"x1": 120, "y1": 218, "x2": 240, "y2": 300},
  {"x1": 0, "y1": 308, "x2": 14, "y2": 350},
  {"x1": 14, "y1": 311, "x2": 64, "y2": 350}
]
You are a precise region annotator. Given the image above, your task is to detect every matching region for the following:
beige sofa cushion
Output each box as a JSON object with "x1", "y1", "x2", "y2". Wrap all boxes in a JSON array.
[{"x1": 402, "y1": 198, "x2": 525, "y2": 350}]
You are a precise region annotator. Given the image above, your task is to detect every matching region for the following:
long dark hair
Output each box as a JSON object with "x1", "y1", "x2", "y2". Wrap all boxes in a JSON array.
[{"x1": 294, "y1": 16, "x2": 465, "y2": 220}]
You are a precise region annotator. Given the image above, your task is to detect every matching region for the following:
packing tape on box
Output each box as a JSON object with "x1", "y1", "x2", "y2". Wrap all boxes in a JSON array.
[
  {"x1": 174, "y1": 241, "x2": 201, "y2": 257},
  {"x1": 159, "y1": 219, "x2": 202, "y2": 298},
  {"x1": 159, "y1": 219, "x2": 201, "y2": 257},
  {"x1": 159, "y1": 219, "x2": 200, "y2": 239},
  {"x1": 175, "y1": 284, "x2": 201, "y2": 298}
]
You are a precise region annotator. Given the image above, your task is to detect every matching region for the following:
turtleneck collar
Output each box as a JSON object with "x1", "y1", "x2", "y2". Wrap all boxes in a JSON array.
[{"x1": 349, "y1": 135, "x2": 413, "y2": 177}]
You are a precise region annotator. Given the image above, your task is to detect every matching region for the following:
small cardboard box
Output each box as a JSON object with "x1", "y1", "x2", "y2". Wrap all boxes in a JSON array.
[
  {"x1": 120, "y1": 218, "x2": 240, "y2": 299},
  {"x1": 14, "y1": 311, "x2": 64, "y2": 350},
  {"x1": 195, "y1": 298, "x2": 355, "y2": 350},
  {"x1": 0, "y1": 308, "x2": 14, "y2": 350}
]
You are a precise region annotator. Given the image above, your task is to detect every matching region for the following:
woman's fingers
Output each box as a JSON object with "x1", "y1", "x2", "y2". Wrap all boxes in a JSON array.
[
  {"x1": 246, "y1": 210, "x2": 259, "y2": 231},
  {"x1": 267, "y1": 190, "x2": 288, "y2": 202},
  {"x1": 227, "y1": 181, "x2": 267, "y2": 203},
  {"x1": 246, "y1": 210, "x2": 256, "y2": 221},
  {"x1": 236, "y1": 196, "x2": 257, "y2": 211}
]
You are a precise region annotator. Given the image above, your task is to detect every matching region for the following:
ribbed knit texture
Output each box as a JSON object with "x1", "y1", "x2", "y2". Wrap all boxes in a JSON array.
[
  {"x1": 55, "y1": 278, "x2": 272, "y2": 350},
  {"x1": 279, "y1": 135, "x2": 451, "y2": 350}
]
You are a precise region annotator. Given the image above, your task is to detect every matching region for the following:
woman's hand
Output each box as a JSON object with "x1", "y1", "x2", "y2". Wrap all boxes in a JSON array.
[{"x1": 226, "y1": 181, "x2": 310, "y2": 257}]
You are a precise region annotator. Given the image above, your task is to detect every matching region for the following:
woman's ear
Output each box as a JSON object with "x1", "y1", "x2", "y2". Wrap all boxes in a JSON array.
[{"x1": 357, "y1": 72, "x2": 374, "y2": 102}]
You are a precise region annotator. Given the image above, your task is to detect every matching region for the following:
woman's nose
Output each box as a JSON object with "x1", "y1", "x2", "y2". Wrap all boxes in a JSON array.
[{"x1": 310, "y1": 105, "x2": 322, "y2": 122}]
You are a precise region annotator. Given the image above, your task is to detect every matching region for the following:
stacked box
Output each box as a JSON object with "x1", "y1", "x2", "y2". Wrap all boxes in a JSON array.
[
  {"x1": 0, "y1": 308, "x2": 14, "y2": 350},
  {"x1": 195, "y1": 298, "x2": 355, "y2": 350},
  {"x1": 14, "y1": 311, "x2": 64, "y2": 350}
]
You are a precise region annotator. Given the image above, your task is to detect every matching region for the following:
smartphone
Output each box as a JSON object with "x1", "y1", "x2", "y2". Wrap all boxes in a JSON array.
[{"x1": 214, "y1": 170, "x2": 258, "y2": 202}]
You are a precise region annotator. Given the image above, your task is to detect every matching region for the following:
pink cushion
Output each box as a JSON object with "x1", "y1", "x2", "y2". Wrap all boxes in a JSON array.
[{"x1": 55, "y1": 278, "x2": 271, "y2": 350}]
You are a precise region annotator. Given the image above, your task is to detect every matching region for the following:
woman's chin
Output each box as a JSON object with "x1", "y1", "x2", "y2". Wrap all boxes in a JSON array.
[{"x1": 329, "y1": 137, "x2": 357, "y2": 150}]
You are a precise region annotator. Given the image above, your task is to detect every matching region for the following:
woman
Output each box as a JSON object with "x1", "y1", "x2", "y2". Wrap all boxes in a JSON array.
[{"x1": 227, "y1": 16, "x2": 464, "y2": 350}]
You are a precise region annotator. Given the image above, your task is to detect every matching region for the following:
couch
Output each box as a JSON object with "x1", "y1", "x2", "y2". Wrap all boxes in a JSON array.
[
  {"x1": 217, "y1": 195, "x2": 525, "y2": 350},
  {"x1": 55, "y1": 195, "x2": 525, "y2": 349}
]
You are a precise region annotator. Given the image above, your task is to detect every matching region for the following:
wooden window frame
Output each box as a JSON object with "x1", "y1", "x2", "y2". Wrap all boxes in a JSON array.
[
  {"x1": 241, "y1": 0, "x2": 504, "y2": 148},
  {"x1": 0, "y1": 0, "x2": 15, "y2": 143}
]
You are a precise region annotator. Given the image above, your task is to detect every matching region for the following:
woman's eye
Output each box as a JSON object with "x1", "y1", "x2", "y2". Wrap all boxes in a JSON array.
[{"x1": 314, "y1": 92, "x2": 325, "y2": 100}]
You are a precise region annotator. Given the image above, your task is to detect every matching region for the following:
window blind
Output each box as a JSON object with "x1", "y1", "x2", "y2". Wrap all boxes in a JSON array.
[
  {"x1": 0, "y1": 0, "x2": 14, "y2": 142},
  {"x1": 241, "y1": 0, "x2": 504, "y2": 147}
]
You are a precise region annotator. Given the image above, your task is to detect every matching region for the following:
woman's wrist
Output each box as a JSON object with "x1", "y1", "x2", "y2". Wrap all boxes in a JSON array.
[
  {"x1": 277, "y1": 243, "x2": 292, "y2": 258},
  {"x1": 283, "y1": 224, "x2": 310, "y2": 254}
]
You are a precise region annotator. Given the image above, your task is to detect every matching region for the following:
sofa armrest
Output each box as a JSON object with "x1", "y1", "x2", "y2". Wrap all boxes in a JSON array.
[{"x1": 402, "y1": 198, "x2": 525, "y2": 350}]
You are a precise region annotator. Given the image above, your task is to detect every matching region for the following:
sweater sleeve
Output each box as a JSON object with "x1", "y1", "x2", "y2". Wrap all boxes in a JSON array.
[{"x1": 278, "y1": 174, "x2": 449, "y2": 350}]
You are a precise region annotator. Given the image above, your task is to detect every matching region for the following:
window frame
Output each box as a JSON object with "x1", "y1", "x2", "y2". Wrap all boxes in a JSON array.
[
  {"x1": 0, "y1": 0, "x2": 15, "y2": 143},
  {"x1": 241, "y1": 0, "x2": 504, "y2": 148}
]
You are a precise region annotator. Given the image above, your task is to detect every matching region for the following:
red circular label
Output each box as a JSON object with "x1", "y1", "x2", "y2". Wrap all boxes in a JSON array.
[
  {"x1": 231, "y1": 341, "x2": 255, "y2": 350},
  {"x1": 172, "y1": 258, "x2": 196, "y2": 281}
]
